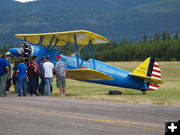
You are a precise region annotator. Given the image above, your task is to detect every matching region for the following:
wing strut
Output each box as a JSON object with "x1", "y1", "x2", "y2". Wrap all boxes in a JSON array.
[
  {"x1": 80, "y1": 41, "x2": 90, "y2": 67},
  {"x1": 51, "y1": 39, "x2": 59, "y2": 49},
  {"x1": 78, "y1": 40, "x2": 96, "y2": 70},
  {"x1": 47, "y1": 36, "x2": 55, "y2": 49},
  {"x1": 90, "y1": 41, "x2": 96, "y2": 70},
  {"x1": 74, "y1": 35, "x2": 80, "y2": 68},
  {"x1": 39, "y1": 36, "x2": 43, "y2": 46}
]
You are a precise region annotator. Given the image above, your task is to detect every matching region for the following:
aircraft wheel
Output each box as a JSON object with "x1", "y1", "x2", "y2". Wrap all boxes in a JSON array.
[{"x1": 142, "y1": 91, "x2": 146, "y2": 94}]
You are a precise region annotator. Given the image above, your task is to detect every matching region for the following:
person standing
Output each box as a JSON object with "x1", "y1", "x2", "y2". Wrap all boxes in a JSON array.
[
  {"x1": 6, "y1": 52, "x2": 13, "y2": 94},
  {"x1": 28, "y1": 60, "x2": 38, "y2": 96},
  {"x1": 43, "y1": 56, "x2": 54, "y2": 95},
  {"x1": 0, "y1": 54, "x2": 9, "y2": 96},
  {"x1": 55, "y1": 55, "x2": 67, "y2": 96},
  {"x1": 11, "y1": 60, "x2": 19, "y2": 93},
  {"x1": 38, "y1": 57, "x2": 46, "y2": 95},
  {"x1": 31, "y1": 56, "x2": 40, "y2": 94},
  {"x1": 16, "y1": 57, "x2": 28, "y2": 97}
]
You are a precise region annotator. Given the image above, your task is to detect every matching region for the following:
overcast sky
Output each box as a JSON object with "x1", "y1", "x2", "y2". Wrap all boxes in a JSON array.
[{"x1": 13, "y1": 0, "x2": 38, "y2": 3}]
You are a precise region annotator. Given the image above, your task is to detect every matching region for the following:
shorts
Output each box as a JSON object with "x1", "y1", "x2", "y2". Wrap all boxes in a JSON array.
[{"x1": 56, "y1": 76, "x2": 66, "y2": 88}]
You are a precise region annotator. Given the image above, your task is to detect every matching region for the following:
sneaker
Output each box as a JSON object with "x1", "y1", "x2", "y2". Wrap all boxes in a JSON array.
[
  {"x1": 60, "y1": 93, "x2": 66, "y2": 96},
  {"x1": 6, "y1": 91, "x2": 11, "y2": 94}
]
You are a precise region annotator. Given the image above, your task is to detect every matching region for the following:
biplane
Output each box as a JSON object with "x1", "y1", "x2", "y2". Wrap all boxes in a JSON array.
[{"x1": 9, "y1": 30, "x2": 163, "y2": 93}]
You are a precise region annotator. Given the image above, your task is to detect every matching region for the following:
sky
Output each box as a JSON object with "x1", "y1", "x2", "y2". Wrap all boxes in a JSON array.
[{"x1": 13, "y1": 0, "x2": 38, "y2": 3}]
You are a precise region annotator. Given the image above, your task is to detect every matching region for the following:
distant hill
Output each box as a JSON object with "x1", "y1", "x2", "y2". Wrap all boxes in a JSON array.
[{"x1": 0, "y1": 0, "x2": 180, "y2": 46}]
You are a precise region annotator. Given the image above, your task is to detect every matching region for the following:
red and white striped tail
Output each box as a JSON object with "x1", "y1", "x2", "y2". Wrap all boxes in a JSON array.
[
  {"x1": 151, "y1": 60, "x2": 161, "y2": 79},
  {"x1": 148, "y1": 84, "x2": 160, "y2": 91},
  {"x1": 148, "y1": 60, "x2": 161, "y2": 91}
]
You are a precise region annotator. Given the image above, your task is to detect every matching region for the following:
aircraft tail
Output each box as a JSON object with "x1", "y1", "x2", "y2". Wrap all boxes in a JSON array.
[
  {"x1": 129, "y1": 57, "x2": 163, "y2": 91},
  {"x1": 148, "y1": 58, "x2": 161, "y2": 90}
]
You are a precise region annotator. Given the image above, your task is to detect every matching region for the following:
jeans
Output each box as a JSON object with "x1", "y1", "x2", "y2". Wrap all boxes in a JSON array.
[
  {"x1": 45, "y1": 77, "x2": 53, "y2": 95},
  {"x1": 29, "y1": 77, "x2": 38, "y2": 95},
  {"x1": 6, "y1": 78, "x2": 11, "y2": 91},
  {"x1": 34, "y1": 76, "x2": 39, "y2": 92},
  {"x1": 0, "y1": 74, "x2": 7, "y2": 95},
  {"x1": 17, "y1": 76, "x2": 27, "y2": 96},
  {"x1": 38, "y1": 77, "x2": 45, "y2": 94}
]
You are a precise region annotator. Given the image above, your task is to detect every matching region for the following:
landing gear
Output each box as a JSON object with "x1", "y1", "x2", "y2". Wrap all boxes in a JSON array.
[{"x1": 142, "y1": 91, "x2": 146, "y2": 95}]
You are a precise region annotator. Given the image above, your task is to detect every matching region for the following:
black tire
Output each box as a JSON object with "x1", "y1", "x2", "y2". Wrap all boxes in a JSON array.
[{"x1": 108, "y1": 90, "x2": 122, "y2": 95}]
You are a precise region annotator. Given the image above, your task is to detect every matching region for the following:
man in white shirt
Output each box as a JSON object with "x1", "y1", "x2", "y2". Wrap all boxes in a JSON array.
[{"x1": 43, "y1": 56, "x2": 54, "y2": 95}]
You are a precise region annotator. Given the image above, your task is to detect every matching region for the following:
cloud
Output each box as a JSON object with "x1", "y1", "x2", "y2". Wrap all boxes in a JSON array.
[{"x1": 13, "y1": 0, "x2": 38, "y2": 3}]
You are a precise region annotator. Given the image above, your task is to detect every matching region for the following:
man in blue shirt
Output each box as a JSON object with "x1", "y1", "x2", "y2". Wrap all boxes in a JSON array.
[
  {"x1": 17, "y1": 57, "x2": 28, "y2": 97},
  {"x1": 0, "y1": 54, "x2": 9, "y2": 96},
  {"x1": 6, "y1": 52, "x2": 13, "y2": 94}
]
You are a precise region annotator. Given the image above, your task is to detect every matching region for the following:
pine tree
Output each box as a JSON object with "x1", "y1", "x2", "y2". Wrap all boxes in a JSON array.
[
  {"x1": 154, "y1": 33, "x2": 161, "y2": 40},
  {"x1": 143, "y1": 33, "x2": 148, "y2": 43},
  {"x1": 174, "y1": 32, "x2": 179, "y2": 40},
  {"x1": 162, "y1": 31, "x2": 171, "y2": 40}
]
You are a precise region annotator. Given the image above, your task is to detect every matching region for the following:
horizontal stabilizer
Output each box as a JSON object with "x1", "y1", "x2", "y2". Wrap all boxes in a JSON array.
[
  {"x1": 67, "y1": 69, "x2": 113, "y2": 81},
  {"x1": 128, "y1": 73, "x2": 163, "y2": 84},
  {"x1": 129, "y1": 57, "x2": 164, "y2": 88}
]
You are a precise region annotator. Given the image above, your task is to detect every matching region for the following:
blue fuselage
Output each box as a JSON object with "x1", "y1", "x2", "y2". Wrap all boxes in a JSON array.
[{"x1": 10, "y1": 46, "x2": 148, "y2": 91}]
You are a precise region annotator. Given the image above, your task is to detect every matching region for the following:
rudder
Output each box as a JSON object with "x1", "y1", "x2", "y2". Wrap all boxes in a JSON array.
[{"x1": 132, "y1": 57, "x2": 162, "y2": 91}]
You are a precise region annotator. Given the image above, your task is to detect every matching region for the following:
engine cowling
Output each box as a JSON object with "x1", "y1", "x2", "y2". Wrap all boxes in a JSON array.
[{"x1": 21, "y1": 42, "x2": 33, "y2": 58}]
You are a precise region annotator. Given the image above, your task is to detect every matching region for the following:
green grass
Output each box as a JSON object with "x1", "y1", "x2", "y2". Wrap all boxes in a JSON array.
[{"x1": 51, "y1": 62, "x2": 180, "y2": 106}]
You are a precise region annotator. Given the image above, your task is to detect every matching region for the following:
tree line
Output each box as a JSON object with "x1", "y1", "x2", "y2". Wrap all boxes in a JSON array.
[
  {"x1": 0, "y1": 31, "x2": 180, "y2": 61},
  {"x1": 93, "y1": 31, "x2": 180, "y2": 61}
]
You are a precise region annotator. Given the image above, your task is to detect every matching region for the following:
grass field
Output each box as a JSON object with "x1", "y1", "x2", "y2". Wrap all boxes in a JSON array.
[{"x1": 51, "y1": 61, "x2": 180, "y2": 105}]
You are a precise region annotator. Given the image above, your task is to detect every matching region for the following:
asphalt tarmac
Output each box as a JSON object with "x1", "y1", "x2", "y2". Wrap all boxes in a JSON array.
[{"x1": 0, "y1": 95, "x2": 180, "y2": 135}]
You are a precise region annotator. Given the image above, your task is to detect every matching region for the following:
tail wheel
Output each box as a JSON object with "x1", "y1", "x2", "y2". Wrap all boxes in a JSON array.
[{"x1": 142, "y1": 91, "x2": 146, "y2": 94}]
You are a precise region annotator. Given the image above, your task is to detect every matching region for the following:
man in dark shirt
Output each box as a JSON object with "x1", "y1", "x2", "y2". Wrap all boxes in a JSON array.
[
  {"x1": 28, "y1": 60, "x2": 39, "y2": 96},
  {"x1": 31, "y1": 56, "x2": 40, "y2": 95},
  {"x1": 38, "y1": 57, "x2": 46, "y2": 95}
]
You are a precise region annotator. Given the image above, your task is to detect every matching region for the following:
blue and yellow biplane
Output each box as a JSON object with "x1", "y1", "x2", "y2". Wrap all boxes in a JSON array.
[{"x1": 9, "y1": 30, "x2": 163, "y2": 93}]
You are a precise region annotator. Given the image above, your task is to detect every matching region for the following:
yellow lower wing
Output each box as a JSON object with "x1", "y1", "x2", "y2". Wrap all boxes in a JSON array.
[
  {"x1": 129, "y1": 73, "x2": 163, "y2": 84},
  {"x1": 67, "y1": 69, "x2": 113, "y2": 81}
]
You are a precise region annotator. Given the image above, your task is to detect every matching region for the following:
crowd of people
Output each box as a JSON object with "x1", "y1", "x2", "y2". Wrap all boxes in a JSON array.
[{"x1": 0, "y1": 53, "x2": 67, "y2": 97}]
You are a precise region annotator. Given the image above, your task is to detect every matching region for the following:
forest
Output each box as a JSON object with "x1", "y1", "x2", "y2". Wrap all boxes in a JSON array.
[
  {"x1": 93, "y1": 31, "x2": 180, "y2": 61},
  {"x1": 0, "y1": 31, "x2": 180, "y2": 61}
]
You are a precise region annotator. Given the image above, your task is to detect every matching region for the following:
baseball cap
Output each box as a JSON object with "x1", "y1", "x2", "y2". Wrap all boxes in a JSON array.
[
  {"x1": 6, "y1": 52, "x2": 13, "y2": 57},
  {"x1": 41, "y1": 56, "x2": 46, "y2": 60},
  {"x1": 56, "y1": 55, "x2": 62, "y2": 59},
  {"x1": 46, "y1": 55, "x2": 51, "y2": 60}
]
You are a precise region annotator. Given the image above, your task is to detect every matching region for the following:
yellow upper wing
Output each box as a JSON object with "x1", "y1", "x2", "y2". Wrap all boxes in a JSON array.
[
  {"x1": 15, "y1": 30, "x2": 109, "y2": 46},
  {"x1": 67, "y1": 69, "x2": 113, "y2": 81}
]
